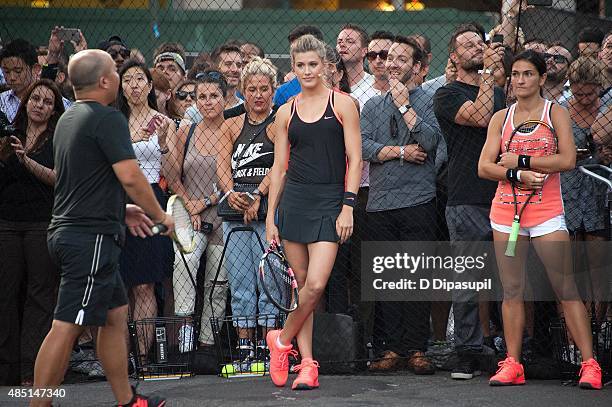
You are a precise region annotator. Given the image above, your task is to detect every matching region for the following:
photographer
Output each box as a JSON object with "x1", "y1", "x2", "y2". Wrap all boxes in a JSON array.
[{"x1": 0, "y1": 79, "x2": 64, "y2": 385}]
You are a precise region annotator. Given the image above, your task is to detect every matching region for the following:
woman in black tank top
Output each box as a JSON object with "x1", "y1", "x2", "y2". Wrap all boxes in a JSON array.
[
  {"x1": 265, "y1": 35, "x2": 362, "y2": 390},
  {"x1": 217, "y1": 58, "x2": 282, "y2": 358}
]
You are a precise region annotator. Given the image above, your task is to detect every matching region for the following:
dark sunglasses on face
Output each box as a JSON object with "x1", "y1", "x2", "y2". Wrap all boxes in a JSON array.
[
  {"x1": 176, "y1": 90, "x2": 196, "y2": 101},
  {"x1": 366, "y1": 50, "x2": 389, "y2": 61},
  {"x1": 542, "y1": 53, "x2": 568, "y2": 64},
  {"x1": 108, "y1": 48, "x2": 130, "y2": 60}
]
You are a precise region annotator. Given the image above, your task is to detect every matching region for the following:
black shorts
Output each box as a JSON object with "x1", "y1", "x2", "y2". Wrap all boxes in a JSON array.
[{"x1": 48, "y1": 229, "x2": 128, "y2": 326}]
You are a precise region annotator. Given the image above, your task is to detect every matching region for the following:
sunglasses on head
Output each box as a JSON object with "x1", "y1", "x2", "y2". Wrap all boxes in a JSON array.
[
  {"x1": 175, "y1": 90, "x2": 196, "y2": 101},
  {"x1": 542, "y1": 53, "x2": 568, "y2": 64},
  {"x1": 366, "y1": 50, "x2": 389, "y2": 61},
  {"x1": 108, "y1": 48, "x2": 130, "y2": 59},
  {"x1": 196, "y1": 70, "x2": 225, "y2": 82}
]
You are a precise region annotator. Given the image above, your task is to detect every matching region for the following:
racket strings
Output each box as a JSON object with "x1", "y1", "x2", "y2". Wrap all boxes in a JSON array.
[
  {"x1": 171, "y1": 200, "x2": 194, "y2": 247},
  {"x1": 262, "y1": 252, "x2": 294, "y2": 309}
]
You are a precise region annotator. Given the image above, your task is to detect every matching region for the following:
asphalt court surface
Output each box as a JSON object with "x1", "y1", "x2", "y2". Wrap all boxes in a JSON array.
[{"x1": 1, "y1": 373, "x2": 611, "y2": 406}]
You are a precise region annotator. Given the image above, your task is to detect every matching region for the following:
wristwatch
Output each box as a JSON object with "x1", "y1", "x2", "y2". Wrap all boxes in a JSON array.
[
  {"x1": 252, "y1": 188, "x2": 262, "y2": 197},
  {"x1": 399, "y1": 145, "x2": 405, "y2": 166},
  {"x1": 398, "y1": 104, "x2": 412, "y2": 115},
  {"x1": 204, "y1": 197, "x2": 212, "y2": 208}
]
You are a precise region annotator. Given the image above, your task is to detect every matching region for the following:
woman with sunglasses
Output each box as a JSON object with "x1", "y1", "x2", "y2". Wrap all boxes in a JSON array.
[
  {"x1": 163, "y1": 70, "x2": 229, "y2": 353},
  {"x1": 0, "y1": 79, "x2": 64, "y2": 385},
  {"x1": 560, "y1": 56, "x2": 610, "y2": 323},
  {"x1": 114, "y1": 59, "x2": 175, "y2": 363},
  {"x1": 217, "y1": 58, "x2": 280, "y2": 369},
  {"x1": 265, "y1": 35, "x2": 361, "y2": 390},
  {"x1": 170, "y1": 80, "x2": 197, "y2": 124}
]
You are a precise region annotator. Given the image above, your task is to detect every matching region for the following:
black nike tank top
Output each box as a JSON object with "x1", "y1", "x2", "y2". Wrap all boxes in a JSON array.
[
  {"x1": 231, "y1": 115, "x2": 275, "y2": 184},
  {"x1": 286, "y1": 90, "x2": 346, "y2": 184}
]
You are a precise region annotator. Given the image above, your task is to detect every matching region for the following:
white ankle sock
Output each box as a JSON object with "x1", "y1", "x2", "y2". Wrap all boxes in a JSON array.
[{"x1": 276, "y1": 334, "x2": 287, "y2": 348}]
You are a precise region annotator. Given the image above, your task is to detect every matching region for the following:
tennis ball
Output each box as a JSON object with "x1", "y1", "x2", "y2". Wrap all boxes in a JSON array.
[
  {"x1": 251, "y1": 362, "x2": 265, "y2": 374},
  {"x1": 220, "y1": 363, "x2": 236, "y2": 377}
]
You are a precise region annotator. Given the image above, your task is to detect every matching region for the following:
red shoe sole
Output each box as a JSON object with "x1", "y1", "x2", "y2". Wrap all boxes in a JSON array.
[
  {"x1": 293, "y1": 383, "x2": 319, "y2": 390},
  {"x1": 489, "y1": 380, "x2": 526, "y2": 386}
]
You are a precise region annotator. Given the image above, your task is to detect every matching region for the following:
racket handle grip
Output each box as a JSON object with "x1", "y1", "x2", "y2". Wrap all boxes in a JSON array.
[
  {"x1": 504, "y1": 221, "x2": 520, "y2": 257},
  {"x1": 151, "y1": 224, "x2": 167, "y2": 235}
]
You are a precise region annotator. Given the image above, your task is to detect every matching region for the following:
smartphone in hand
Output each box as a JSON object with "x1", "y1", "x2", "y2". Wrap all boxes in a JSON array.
[
  {"x1": 146, "y1": 116, "x2": 159, "y2": 135},
  {"x1": 57, "y1": 28, "x2": 80, "y2": 43},
  {"x1": 491, "y1": 34, "x2": 504, "y2": 44}
]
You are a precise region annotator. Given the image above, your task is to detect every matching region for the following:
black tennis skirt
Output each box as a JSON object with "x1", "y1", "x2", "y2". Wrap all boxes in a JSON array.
[{"x1": 276, "y1": 180, "x2": 344, "y2": 244}]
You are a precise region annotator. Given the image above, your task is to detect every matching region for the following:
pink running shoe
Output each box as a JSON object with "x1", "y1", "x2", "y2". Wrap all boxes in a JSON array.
[
  {"x1": 266, "y1": 330, "x2": 297, "y2": 387},
  {"x1": 489, "y1": 356, "x2": 525, "y2": 386},
  {"x1": 291, "y1": 358, "x2": 320, "y2": 390},
  {"x1": 579, "y1": 358, "x2": 602, "y2": 390}
]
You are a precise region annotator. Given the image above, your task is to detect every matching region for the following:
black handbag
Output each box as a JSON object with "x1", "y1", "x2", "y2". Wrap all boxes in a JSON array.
[
  {"x1": 217, "y1": 183, "x2": 268, "y2": 221},
  {"x1": 217, "y1": 114, "x2": 274, "y2": 221}
]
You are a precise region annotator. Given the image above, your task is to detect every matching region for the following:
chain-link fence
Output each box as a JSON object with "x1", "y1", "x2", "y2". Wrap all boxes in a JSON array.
[{"x1": 0, "y1": 0, "x2": 611, "y2": 388}]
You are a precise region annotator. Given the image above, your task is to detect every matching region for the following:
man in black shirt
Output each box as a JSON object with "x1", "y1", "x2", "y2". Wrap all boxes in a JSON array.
[
  {"x1": 433, "y1": 25, "x2": 505, "y2": 381},
  {"x1": 31, "y1": 50, "x2": 174, "y2": 407}
]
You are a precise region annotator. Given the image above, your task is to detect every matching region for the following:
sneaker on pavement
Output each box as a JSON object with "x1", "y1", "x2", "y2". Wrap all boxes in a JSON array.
[
  {"x1": 266, "y1": 330, "x2": 297, "y2": 387},
  {"x1": 406, "y1": 351, "x2": 436, "y2": 375},
  {"x1": 292, "y1": 358, "x2": 320, "y2": 390},
  {"x1": 119, "y1": 385, "x2": 166, "y2": 407},
  {"x1": 178, "y1": 324, "x2": 194, "y2": 353},
  {"x1": 256, "y1": 339, "x2": 270, "y2": 371},
  {"x1": 451, "y1": 352, "x2": 481, "y2": 380},
  {"x1": 87, "y1": 360, "x2": 106, "y2": 378},
  {"x1": 578, "y1": 358, "x2": 602, "y2": 390},
  {"x1": 368, "y1": 350, "x2": 402, "y2": 372},
  {"x1": 489, "y1": 356, "x2": 525, "y2": 386}
]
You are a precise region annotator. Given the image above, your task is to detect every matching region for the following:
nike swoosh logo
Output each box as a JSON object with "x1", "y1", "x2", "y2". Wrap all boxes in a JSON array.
[
  {"x1": 323, "y1": 116, "x2": 335, "y2": 120},
  {"x1": 232, "y1": 151, "x2": 274, "y2": 168}
]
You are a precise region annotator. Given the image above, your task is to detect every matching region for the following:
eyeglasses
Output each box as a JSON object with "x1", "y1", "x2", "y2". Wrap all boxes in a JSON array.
[
  {"x1": 366, "y1": 50, "x2": 389, "y2": 61},
  {"x1": 107, "y1": 48, "x2": 130, "y2": 60},
  {"x1": 542, "y1": 53, "x2": 568, "y2": 64},
  {"x1": 175, "y1": 90, "x2": 196, "y2": 101}
]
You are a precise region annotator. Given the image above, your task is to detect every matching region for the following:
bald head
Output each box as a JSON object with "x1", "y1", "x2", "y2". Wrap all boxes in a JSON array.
[{"x1": 69, "y1": 50, "x2": 115, "y2": 91}]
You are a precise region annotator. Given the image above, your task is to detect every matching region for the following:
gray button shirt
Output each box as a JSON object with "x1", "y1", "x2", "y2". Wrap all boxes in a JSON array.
[{"x1": 361, "y1": 87, "x2": 442, "y2": 212}]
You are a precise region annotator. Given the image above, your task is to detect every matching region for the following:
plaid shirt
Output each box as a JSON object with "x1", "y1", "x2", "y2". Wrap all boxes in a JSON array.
[{"x1": 0, "y1": 89, "x2": 72, "y2": 122}]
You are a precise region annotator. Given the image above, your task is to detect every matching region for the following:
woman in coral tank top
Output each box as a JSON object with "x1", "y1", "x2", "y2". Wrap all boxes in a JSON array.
[{"x1": 478, "y1": 50, "x2": 601, "y2": 389}]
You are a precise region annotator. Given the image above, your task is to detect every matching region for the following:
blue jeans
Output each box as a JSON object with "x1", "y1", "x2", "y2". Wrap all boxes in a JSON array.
[{"x1": 222, "y1": 221, "x2": 277, "y2": 328}]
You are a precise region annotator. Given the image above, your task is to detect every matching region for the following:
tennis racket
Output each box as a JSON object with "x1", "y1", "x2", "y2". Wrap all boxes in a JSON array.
[
  {"x1": 258, "y1": 240, "x2": 299, "y2": 313},
  {"x1": 152, "y1": 195, "x2": 197, "y2": 288},
  {"x1": 504, "y1": 119, "x2": 558, "y2": 257}
]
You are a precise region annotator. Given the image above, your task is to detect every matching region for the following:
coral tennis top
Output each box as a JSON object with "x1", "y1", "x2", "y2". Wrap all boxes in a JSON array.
[{"x1": 489, "y1": 100, "x2": 564, "y2": 227}]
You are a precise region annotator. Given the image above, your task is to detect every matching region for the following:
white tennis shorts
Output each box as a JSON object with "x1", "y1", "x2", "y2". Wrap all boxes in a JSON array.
[{"x1": 491, "y1": 214, "x2": 568, "y2": 238}]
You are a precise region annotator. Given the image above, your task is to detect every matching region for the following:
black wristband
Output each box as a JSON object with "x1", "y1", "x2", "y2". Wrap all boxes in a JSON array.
[
  {"x1": 517, "y1": 155, "x2": 531, "y2": 169},
  {"x1": 506, "y1": 169, "x2": 520, "y2": 183},
  {"x1": 343, "y1": 191, "x2": 357, "y2": 208}
]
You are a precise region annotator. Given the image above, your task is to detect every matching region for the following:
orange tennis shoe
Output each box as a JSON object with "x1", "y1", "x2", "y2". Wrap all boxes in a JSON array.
[
  {"x1": 579, "y1": 358, "x2": 602, "y2": 390},
  {"x1": 292, "y1": 358, "x2": 320, "y2": 390},
  {"x1": 489, "y1": 356, "x2": 525, "y2": 386},
  {"x1": 267, "y1": 330, "x2": 297, "y2": 387}
]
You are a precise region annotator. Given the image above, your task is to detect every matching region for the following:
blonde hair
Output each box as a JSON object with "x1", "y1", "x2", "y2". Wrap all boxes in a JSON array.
[
  {"x1": 568, "y1": 56, "x2": 606, "y2": 86},
  {"x1": 240, "y1": 56, "x2": 278, "y2": 92},
  {"x1": 290, "y1": 34, "x2": 326, "y2": 62}
]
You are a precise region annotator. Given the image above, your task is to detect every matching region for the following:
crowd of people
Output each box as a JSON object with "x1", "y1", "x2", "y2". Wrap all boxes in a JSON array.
[{"x1": 0, "y1": 0, "x2": 611, "y2": 399}]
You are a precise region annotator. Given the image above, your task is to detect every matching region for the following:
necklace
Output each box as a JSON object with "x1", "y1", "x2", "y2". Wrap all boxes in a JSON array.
[{"x1": 247, "y1": 109, "x2": 273, "y2": 126}]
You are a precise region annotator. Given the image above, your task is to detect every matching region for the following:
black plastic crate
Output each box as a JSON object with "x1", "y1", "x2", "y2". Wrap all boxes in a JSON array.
[
  {"x1": 128, "y1": 316, "x2": 198, "y2": 381},
  {"x1": 550, "y1": 318, "x2": 611, "y2": 382},
  {"x1": 210, "y1": 313, "x2": 284, "y2": 378}
]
